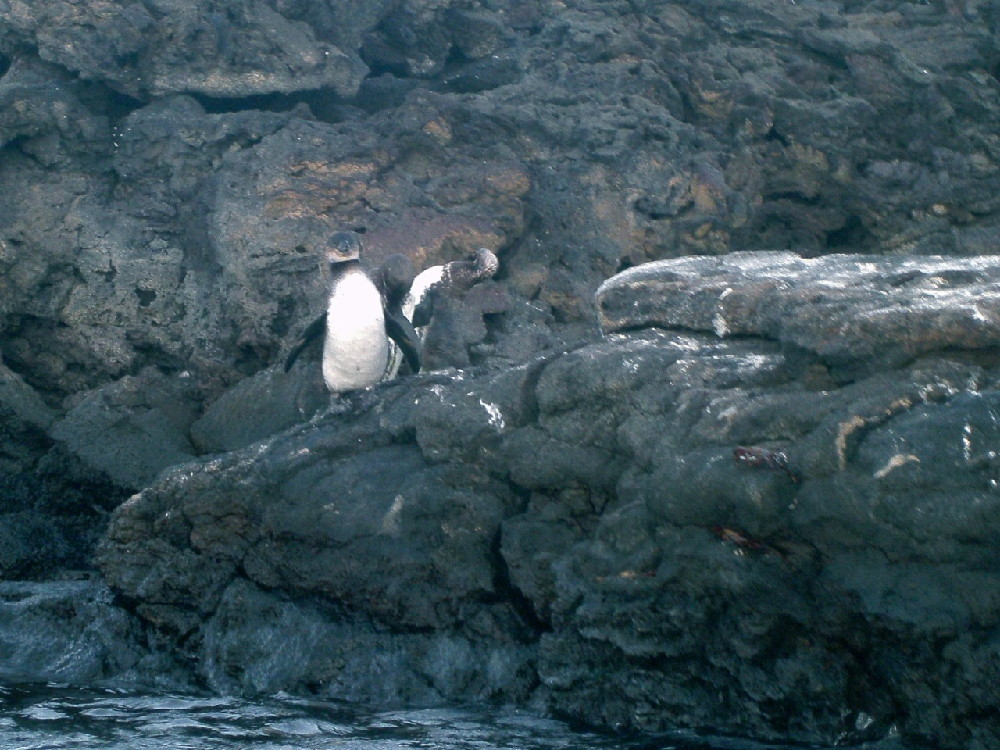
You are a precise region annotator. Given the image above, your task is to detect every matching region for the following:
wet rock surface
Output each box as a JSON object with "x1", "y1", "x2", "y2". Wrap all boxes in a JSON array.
[
  {"x1": 0, "y1": 579, "x2": 187, "y2": 688},
  {"x1": 0, "y1": 0, "x2": 999, "y2": 748},
  {"x1": 598, "y1": 252, "x2": 1000, "y2": 377}
]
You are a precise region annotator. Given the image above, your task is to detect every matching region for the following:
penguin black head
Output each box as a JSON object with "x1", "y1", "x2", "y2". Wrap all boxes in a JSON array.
[
  {"x1": 377, "y1": 253, "x2": 417, "y2": 306},
  {"x1": 444, "y1": 247, "x2": 500, "y2": 290},
  {"x1": 325, "y1": 231, "x2": 362, "y2": 266},
  {"x1": 472, "y1": 247, "x2": 499, "y2": 278}
]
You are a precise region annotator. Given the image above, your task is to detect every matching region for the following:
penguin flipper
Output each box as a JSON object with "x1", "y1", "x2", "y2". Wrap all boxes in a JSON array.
[
  {"x1": 284, "y1": 313, "x2": 327, "y2": 372},
  {"x1": 385, "y1": 309, "x2": 422, "y2": 374},
  {"x1": 411, "y1": 290, "x2": 436, "y2": 329}
]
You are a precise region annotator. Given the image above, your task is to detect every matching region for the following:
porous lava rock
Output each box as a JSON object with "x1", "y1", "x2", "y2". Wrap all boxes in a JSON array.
[
  {"x1": 0, "y1": 0, "x2": 999, "y2": 746},
  {"x1": 0, "y1": 0, "x2": 368, "y2": 99},
  {"x1": 2, "y1": 0, "x2": 998, "y2": 492},
  {"x1": 100, "y1": 253, "x2": 1000, "y2": 749}
]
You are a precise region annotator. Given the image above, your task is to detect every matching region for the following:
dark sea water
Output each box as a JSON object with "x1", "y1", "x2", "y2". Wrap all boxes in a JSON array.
[{"x1": 0, "y1": 685, "x2": 914, "y2": 750}]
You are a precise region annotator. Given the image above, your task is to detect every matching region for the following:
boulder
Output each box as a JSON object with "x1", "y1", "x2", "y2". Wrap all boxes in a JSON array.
[
  {"x1": 99, "y1": 254, "x2": 1000, "y2": 748},
  {"x1": 0, "y1": 359, "x2": 129, "y2": 578},
  {"x1": 190, "y1": 365, "x2": 327, "y2": 455},
  {"x1": 50, "y1": 367, "x2": 200, "y2": 490},
  {"x1": 0, "y1": 579, "x2": 185, "y2": 688},
  {"x1": 597, "y1": 252, "x2": 1000, "y2": 378},
  {"x1": 0, "y1": 359, "x2": 54, "y2": 474}
]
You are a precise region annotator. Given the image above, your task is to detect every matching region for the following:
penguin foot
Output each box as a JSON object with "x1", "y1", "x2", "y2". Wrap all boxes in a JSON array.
[
  {"x1": 344, "y1": 388, "x2": 382, "y2": 414},
  {"x1": 318, "y1": 396, "x2": 353, "y2": 418}
]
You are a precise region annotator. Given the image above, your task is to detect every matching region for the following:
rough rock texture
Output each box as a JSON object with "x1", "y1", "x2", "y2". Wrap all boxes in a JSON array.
[
  {"x1": 2, "y1": 0, "x2": 999, "y2": 496},
  {"x1": 0, "y1": 448, "x2": 128, "y2": 579},
  {"x1": 0, "y1": 359, "x2": 53, "y2": 475},
  {"x1": 598, "y1": 252, "x2": 1000, "y2": 377},
  {"x1": 189, "y1": 365, "x2": 328, "y2": 455},
  {"x1": 0, "y1": 0, "x2": 368, "y2": 99},
  {"x1": 99, "y1": 253, "x2": 1000, "y2": 749},
  {"x1": 51, "y1": 366, "x2": 201, "y2": 489},
  {"x1": 0, "y1": 579, "x2": 187, "y2": 688},
  {"x1": 1, "y1": 0, "x2": 999, "y2": 747}
]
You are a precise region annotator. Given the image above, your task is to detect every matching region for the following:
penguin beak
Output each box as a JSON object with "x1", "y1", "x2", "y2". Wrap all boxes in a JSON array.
[
  {"x1": 324, "y1": 231, "x2": 362, "y2": 264},
  {"x1": 325, "y1": 244, "x2": 360, "y2": 265}
]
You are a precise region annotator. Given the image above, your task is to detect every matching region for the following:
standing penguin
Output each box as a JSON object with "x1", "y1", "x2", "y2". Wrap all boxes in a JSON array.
[
  {"x1": 399, "y1": 247, "x2": 501, "y2": 374},
  {"x1": 406, "y1": 247, "x2": 500, "y2": 327},
  {"x1": 380, "y1": 247, "x2": 500, "y2": 380},
  {"x1": 283, "y1": 231, "x2": 421, "y2": 393}
]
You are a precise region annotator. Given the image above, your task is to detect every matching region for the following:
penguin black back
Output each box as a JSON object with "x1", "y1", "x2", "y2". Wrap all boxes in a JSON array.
[{"x1": 377, "y1": 253, "x2": 422, "y2": 375}]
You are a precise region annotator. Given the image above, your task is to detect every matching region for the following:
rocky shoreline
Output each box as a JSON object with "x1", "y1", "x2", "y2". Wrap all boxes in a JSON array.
[
  {"x1": 2, "y1": 1, "x2": 1000, "y2": 748},
  {"x1": 91, "y1": 252, "x2": 1000, "y2": 748}
]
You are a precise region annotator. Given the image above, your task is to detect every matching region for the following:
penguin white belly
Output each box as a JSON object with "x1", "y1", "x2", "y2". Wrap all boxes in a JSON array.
[
  {"x1": 402, "y1": 265, "x2": 445, "y2": 322},
  {"x1": 384, "y1": 264, "x2": 445, "y2": 380},
  {"x1": 322, "y1": 270, "x2": 389, "y2": 393}
]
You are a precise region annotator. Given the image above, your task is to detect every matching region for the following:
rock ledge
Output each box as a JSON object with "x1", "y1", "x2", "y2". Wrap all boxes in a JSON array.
[{"x1": 598, "y1": 252, "x2": 1000, "y2": 376}]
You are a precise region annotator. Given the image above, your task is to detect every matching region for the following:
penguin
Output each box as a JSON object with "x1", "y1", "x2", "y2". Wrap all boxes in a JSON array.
[
  {"x1": 379, "y1": 261, "x2": 447, "y2": 380},
  {"x1": 408, "y1": 247, "x2": 500, "y2": 329},
  {"x1": 283, "y1": 231, "x2": 421, "y2": 393},
  {"x1": 384, "y1": 247, "x2": 500, "y2": 375},
  {"x1": 375, "y1": 252, "x2": 423, "y2": 381}
]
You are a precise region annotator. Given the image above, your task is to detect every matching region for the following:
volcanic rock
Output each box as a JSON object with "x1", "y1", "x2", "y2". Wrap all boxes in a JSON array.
[
  {"x1": 0, "y1": 579, "x2": 185, "y2": 687},
  {"x1": 597, "y1": 252, "x2": 1000, "y2": 378},
  {"x1": 99, "y1": 253, "x2": 1000, "y2": 749},
  {"x1": 0, "y1": 0, "x2": 999, "y2": 747}
]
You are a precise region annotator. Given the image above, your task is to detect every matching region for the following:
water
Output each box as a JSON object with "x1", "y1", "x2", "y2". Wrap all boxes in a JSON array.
[{"x1": 0, "y1": 685, "x2": 912, "y2": 750}]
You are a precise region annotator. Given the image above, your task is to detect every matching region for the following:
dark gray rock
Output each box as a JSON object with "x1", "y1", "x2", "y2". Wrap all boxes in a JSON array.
[
  {"x1": 99, "y1": 370, "x2": 538, "y2": 701},
  {"x1": 190, "y1": 365, "x2": 327, "y2": 455},
  {"x1": 0, "y1": 360, "x2": 54, "y2": 474},
  {"x1": 0, "y1": 58, "x2": 109, "y2": 161},
  {"x1": 200, "y1": 579, "x2": 534, "y2": 703},
  {"x1": 0, "y1": 580, "x2": 186, "y2": 688},
  {"x1": 0, "y1": 0, "x2": 998, "y2": 747},
  {"x1": 50, "y1": 367, "x2": 200, "y2": 489},
  {"x1": 0, "y1": 444, "x2": 128, "y2": 579},
  {"x1": 442, "y1": 53, "x2": 523, "y2": 94},
  {"x1": 0, "y1": 82, "x2": 530, "y2": 404},
  {"x1": 98, "y1": 252, "x2": 1000, "y2": 749},
  {"x1": 3, "y1": 0, "x2": 997, "y2": 479},
  {"x1": 420, "y1": 280, "x2": 513, "y2": 373},
  {"x1": 0, "y1": 0, "x2": 368, "y2": 99},
  {"x1": 597, "y1": 252, "x2": 1000, "y2": 379}
]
